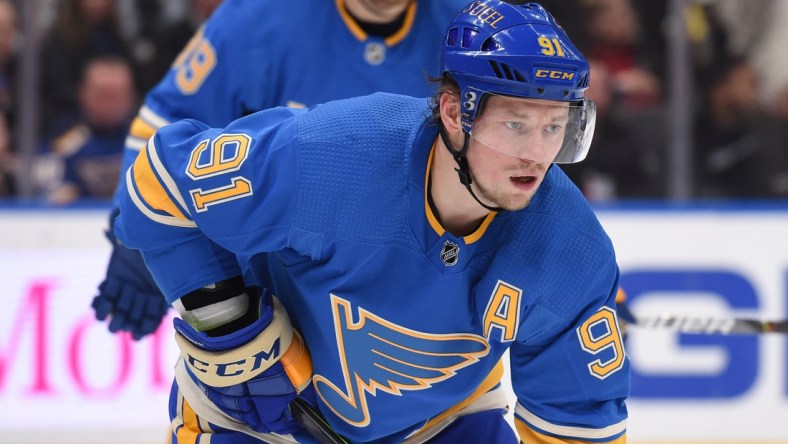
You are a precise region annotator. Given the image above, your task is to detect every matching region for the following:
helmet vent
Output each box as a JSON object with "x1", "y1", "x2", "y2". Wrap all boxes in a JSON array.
[
  {"x1": 481, "y1": 37, "x2": 499, "y2": 51},
  {"x1": 448, "y1": 27, "x2": 480, "y2": 48},
  {"x1": 447, "y1": 28, "x2": 459, "y2": 46},
  {"x1": 489, "y1": 61, "x2": 526, "y2": 82},
  {"x1": 578, "y1": 72, "x2": 590, "y2": 88},
  {"x1": 461, "y1": 28, "x2": 478, "y2": 48}
]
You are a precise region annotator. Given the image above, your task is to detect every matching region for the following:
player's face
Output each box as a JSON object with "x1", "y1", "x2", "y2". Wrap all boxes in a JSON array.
[
  {"x1": 362, "y1": 0, "x2": 410, "y2": 8},
  {"x1": 466, "y1": 96, "x2": 569, "y2": 210},
  {"x1": 346, "y1": 0, "x2": 411, "y2": 21}
]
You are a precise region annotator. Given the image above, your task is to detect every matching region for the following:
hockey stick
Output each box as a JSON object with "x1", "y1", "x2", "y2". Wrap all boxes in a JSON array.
[
  {"x1": 290, "y1": 397, "x2": 349, "y2": 444},
  {"x1": 618, "y1": 303, "x2": 788, "y2": 335},
  {"x1": 630, "y1": 313, "x2": 788, "y2": 335}
]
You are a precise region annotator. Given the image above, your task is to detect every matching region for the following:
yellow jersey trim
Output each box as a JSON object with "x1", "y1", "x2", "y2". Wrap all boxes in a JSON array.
[
  {"x1": 516, "y1": 420, "x2": 627, "y2": 444},
  {"x1": 176, "y1": 397, "x2": 202, "y2": 444},
  {"x1": 129, "y1": 115, "x2": 157, "y2": 142},
  {"x1": 132, "y1": 145, "x2": 190, "y2": 222},
  {"x1": 385, "y1": 1, "x2": 417, "y2": 46},
  {"x1": 424, "y1": 142, "x2": 497, "y2": 245},
  {"x1": 336, "y1": 0, "x2": 417, "y2": 46},
  {"x1": 515, "y1": 401, "x2": 627, "y2": 442}
]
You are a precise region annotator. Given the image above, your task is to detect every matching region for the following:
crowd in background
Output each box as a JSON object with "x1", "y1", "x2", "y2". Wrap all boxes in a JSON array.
[
  {"x1": 0, "y1": 0, "x2": 218, "y2": 202},
  {"x1": 0, "y1": 0, "x2": 786, "y2": 203}
]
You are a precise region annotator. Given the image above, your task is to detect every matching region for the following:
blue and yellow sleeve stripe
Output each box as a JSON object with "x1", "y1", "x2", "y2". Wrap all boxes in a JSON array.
[
  {"x1": 127, "y1": 136, "x2": 196, "y2": 228},
  {"x1": 514, "y1": 402, "x2": 626, "y2": 444},
  {"x1": 125, "y1": 105, "x2": 171, "y2": 152},
  {"x1": 172, "y1": 389, "x2": 212, "y2": 444}
]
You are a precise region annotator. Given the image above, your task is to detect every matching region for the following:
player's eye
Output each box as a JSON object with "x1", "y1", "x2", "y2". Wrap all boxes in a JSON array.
[
  {"x1": 544, "y1": 124, "x2": 562, "y2": 134},
  {"x1": 504, "y1": 121, "x2": 522, "y2": 130}
]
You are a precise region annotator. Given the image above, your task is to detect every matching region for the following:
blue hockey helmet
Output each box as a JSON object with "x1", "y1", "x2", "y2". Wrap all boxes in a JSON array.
[{"x1": 439, "y1": 1, "x2": 595, "y2": 163}]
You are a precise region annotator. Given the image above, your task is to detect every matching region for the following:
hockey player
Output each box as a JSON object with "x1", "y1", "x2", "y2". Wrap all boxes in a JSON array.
[
  {"x1": 91, "y1": 0, "x2": 472, "y2": 340},
  {"x1": 115, "y1": 1, "x2": 629, "y2": 442}
]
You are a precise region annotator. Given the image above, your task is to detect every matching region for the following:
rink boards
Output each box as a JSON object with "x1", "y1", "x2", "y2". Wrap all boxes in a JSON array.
[{"x1": 1, "y1": 203, "x2": 787, "y2": 443}]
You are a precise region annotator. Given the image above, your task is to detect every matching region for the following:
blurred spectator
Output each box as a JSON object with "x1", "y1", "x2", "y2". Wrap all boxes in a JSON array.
[
  {"x1": 694, "y1": 55, "x2": 788, "y2": 198},
  {"x1": 0, "y1": 0, "x2": 17, "y2": 124},
  {"x1": 536, "y1": 0, "x2": 668, "y2": 201},
  {"x1": 773, "y1": 87, "x2": 788, "y2": 121},
  {"x1": 0, "y1": 113, "x2": 14, "y2": 196},
  {"x1": 0, "y1": 0, "x2": 18, "y2": 197},
  {"x1": 562, "y1": 59, "x2": 666, "y2": 200},
  {"x1": 131, "y1": 0, "x2": 222, "y2": 93},
  {"x1": 713, "y1": 0, "x2": 788, "y2": 114},
  {"x1": 685, "y1": 2, "x2": 733, "y2": 88},
  {"x1": 712, "y1": 0, "x2": 773, "y2": 58},
  {"x1": 628, "y1": 0, "x2": 667, "y2": 87},
  {"x1": 38, "y1": 0, "x2": 133, "y2": 135},
  {"x1": 581, "y1": 0, "x2": 662, "y2": 109},
  {"x1": 41, "y1": 56, "x2": 137, "y2": 205}
]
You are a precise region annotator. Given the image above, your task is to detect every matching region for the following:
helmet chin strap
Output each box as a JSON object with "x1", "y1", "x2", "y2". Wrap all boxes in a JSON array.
[{"x1": 439, "y1": 125, "x2": 503, "y2": 212}]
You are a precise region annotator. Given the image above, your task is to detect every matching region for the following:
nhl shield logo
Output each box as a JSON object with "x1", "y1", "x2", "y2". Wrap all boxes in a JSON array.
[
  {"x1": 440, "y1": 240, "x2": 459, "y2": 266},
  {"x1": 364, "y1": 42, "x2": 386, "y2": 65}
]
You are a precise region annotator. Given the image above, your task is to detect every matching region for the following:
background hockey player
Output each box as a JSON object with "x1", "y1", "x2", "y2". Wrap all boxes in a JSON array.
[{"x1": 91, "y1": 0, "x2": 472, "y2": 340}]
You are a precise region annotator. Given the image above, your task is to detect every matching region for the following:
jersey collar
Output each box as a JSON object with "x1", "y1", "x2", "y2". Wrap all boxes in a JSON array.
[
  {"x1": 423, "y1": 139, "x2": 497, "y2": 245},
  {"x1": 336, "y1": 0, "x2": 417, "y2": 46}
]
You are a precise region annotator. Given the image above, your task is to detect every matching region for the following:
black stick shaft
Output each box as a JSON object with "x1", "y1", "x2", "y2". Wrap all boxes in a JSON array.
[{"x1": 631, "y1": 314, "x2": 788, "y2": 335}]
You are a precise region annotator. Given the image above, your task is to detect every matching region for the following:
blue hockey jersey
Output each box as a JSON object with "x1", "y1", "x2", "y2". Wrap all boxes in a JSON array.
[
  {"x1": 119, "y1": 0, "x2": 466, "y2": 176},
  {"x1": 115, "y1": 93, "x2": 629, "y2": 443}
]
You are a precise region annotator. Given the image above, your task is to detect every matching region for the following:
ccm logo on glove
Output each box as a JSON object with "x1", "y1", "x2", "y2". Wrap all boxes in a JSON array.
[
  {"x1": 174, "y1": 301, "x2": 293, "y2": 387},
  {"x1": 186, "y1": 338, "x2": 282, "y2": 376}
]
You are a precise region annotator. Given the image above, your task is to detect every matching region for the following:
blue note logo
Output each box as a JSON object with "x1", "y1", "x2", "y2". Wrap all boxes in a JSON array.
[{"x1": 313, "y1": 295, "x2": 490, "y2": 427}]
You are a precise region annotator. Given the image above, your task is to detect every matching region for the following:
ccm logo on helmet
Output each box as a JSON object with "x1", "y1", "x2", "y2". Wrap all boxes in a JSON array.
[
  {"x1": 535, "y1": 69, "x2": 575, "y2": 81},
  {"x1": 185, "y1": 337, "x2": 282, "y2": 379},
  {"x1": 462, "y1": 1, "x2": 505, "y2": 28}
]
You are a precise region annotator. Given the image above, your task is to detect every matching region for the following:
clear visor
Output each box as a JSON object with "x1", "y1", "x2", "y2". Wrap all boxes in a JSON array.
[{"x1": 469, "y1": 95, "x2": 596, "y2": 164}]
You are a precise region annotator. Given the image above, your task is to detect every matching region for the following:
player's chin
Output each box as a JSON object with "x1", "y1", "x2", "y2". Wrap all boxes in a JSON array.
[
  {"x1": 499, "y1": 200, "x2": 530, "y2": 212},
  {"x1": 503, "y1": 179, "x2": 541, "y2": 210},
  {"x1": 496, "y1": 192, "x2": 534, "y2": 211}
]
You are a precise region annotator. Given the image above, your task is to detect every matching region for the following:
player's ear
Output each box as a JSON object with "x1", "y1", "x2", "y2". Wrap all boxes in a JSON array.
[{"x1": 439, "y1": 90, "x2": 462, "y2": 135}]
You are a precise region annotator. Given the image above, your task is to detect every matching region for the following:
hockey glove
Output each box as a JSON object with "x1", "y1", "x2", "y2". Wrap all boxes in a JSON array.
[
  {"x1": 614, "y1": 288, "x2": 637, "y2": 324},
  {"x1": 92, "y1": 217, "x2": 170, "y2": 340},
  {"x1": 173, "y1": 288, "x2": 313, "y2": 435},
  {"x1": 615, "y1": 287, "x2": 636, "y2": 341}
]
